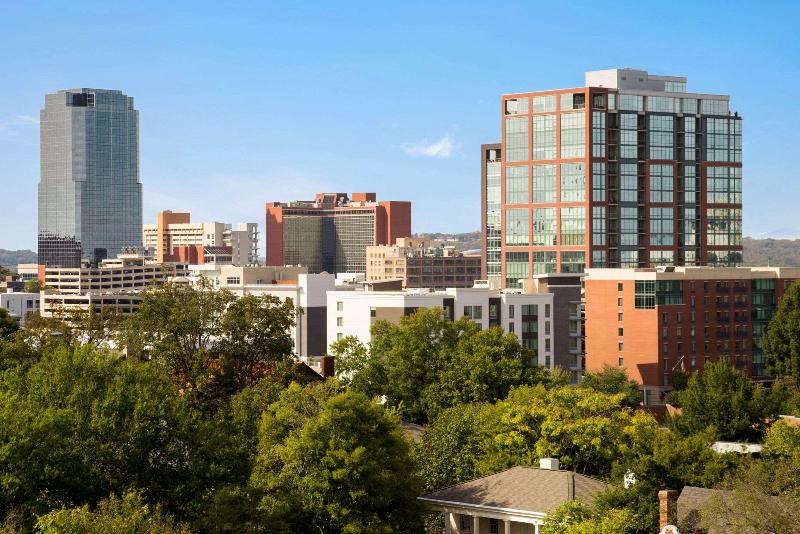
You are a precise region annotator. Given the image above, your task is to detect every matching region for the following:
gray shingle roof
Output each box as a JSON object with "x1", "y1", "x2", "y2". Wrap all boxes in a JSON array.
[{"x1": 420, "y1": 466, "x2": 607, "y2": 514}]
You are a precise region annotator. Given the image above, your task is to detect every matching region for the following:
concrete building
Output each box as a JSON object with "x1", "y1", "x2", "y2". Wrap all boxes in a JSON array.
[
  {"x1": 39, "y1": 89, "x2": 142, "y2": 267},
  {"x1": 40, "y1": 254, "x2": 185, "y2": 318},
  {"x1": 0, "y1": 293, "x2": 40, "y2": 326},
  {"x1": 481, "y1": 144, "x2": 503, "y2": 287},
  {"x1": 491, "y1": 68, "x2": 742, "y2": 289},
  {"x1": 184, "y1": 264, "x2": 334, "y2": 357},
  {"x1": 265, "y1": 192, "x2": 411, "y2": 274},
  {"x1": 584, "y1": 267, "x2": 800, "y2": 405},
  {"x1": 15, "y1": 265, "x2": 40, "y2": 282},
  {"x1": 143, "y1": 211, "x2": 259, "y2": 266},
  {"x1": 366, "y1": 237, "x2": 481, "y2": 289},
  {"x1": 326, "y1": 285, "x2": 556, "y2": 368},
  {"x1": 419, "y1": 459, "x2": 607, "y2": 534}
]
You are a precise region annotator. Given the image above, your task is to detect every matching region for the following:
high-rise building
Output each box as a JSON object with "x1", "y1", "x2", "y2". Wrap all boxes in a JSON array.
[
  {"x1": 481, "y1": 144, "x2": 502, "y2": 287},
  {"x1": 38, "y1": 89, "x2": 142, "y2": 267},
  {"x1": 265, "y1": 192, "x2": 411, "y2": 274},
  {"x1": 491, "y1": 68, "x2": 742, "y2": 288},
  {"x1": 584, "y1": 267, "x2": 800, "y2": 405},
  {"x1": 142, "y1": 211, "x2": 259, "y2": 266}
]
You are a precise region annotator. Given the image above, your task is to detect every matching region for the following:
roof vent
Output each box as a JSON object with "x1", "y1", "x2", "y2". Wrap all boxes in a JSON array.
[{"x1": 539, "y1": 457, "x2": 560, "y2": 470}]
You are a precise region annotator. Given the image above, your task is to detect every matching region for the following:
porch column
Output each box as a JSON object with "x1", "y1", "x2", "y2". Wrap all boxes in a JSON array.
[
  {"x1": 445, "y1": 512, "x2": 456, "y2": 534},
  {"x1": 473, "y1": 515, "x2": 480, "y2": 533},
  {"x1": 504, "y1": 519, "x2": 511, "y2": 534}
]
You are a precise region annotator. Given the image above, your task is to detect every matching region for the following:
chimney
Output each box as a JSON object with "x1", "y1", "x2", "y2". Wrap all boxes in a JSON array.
[
  {"x1": 658, "y1": 490, "x2": 678, "y2": 530},
  {"x1": 539, "y1": 458, "x2": 560, "y2": 470},
  {"x1": 320, "y1": 355, "x2": 335, "y2": 378}
]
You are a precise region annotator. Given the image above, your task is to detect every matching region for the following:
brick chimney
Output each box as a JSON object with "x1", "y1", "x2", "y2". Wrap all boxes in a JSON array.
[
  {"x1": 658, "y1": 489, "x2": 678, "y2": 530},
  {"x1": 320, "y1": 355, "x2": 335, "y2": 378}
]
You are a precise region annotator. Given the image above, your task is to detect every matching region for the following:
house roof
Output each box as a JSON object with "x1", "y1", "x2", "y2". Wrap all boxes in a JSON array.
[
  {"x1": 419, "y1": 466, "x2": 607, "y2": 515},
  {"x1": 678, "y1": 486, "x2": 734, "y2": 533}
]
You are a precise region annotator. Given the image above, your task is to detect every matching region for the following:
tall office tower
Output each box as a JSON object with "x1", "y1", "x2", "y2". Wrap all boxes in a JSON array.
[
  {"x1": 265, "y1": 192, "x2": 411, "y2": 274},
  {"x1": 481, "y1": 144, "x2": 502, "y2": 287},
  {"x1": 496, "y1": 68, "x2": 742, "y2": 288},
  {"x1": 38, "y1": 88, "x2": 142, "y2": 267}
]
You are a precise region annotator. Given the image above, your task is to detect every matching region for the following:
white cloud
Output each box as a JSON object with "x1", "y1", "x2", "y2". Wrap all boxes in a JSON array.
[
  {"x1": 14, "y1": 114, "x2": 38, "y2": 125},
  {"x1": 0, "y1": 114, "x2": 39, "y2": 136},
  {"x1": 401, "y1": 134, "x2": 455, "y2": 158}
]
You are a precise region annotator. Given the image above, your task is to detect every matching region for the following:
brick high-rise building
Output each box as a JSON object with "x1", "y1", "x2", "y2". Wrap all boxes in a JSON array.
[
  {"x1": 491, "y1": 68, "x2": 742, "y2": 289},
  {"x1": 584, "y1": 267, "x2": 800, "y2": 405},
  {"x1": 265, "y1": 193, "x2": 411, "y2": 274}
]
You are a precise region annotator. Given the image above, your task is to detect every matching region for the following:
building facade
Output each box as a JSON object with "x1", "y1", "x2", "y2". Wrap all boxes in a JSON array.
[
  {"x1": 494, "y1": 68, "x2": 742, "y2": 289},
  {"x1": 366, "y1": 237, "x2": 481, "y2": 289},
  {"x1": 0, "y1": 293, "x2": 40, "y2": 326},
  {"x1": 184, "y1": 265, "x2": 331, "y2": 358},
  {"x1": 584, "y1": 267, "x2": 800, "y2": 405},
  {"x1": 326, "y1": 286, "x2": 556, "y2": 368},
  {"x1": 481, "y1": 143, "x2": 503, "y2": 287},
  {"x1": 39, "y1": 88, "x2": 142, "y2": 267},
  {"x1": 143, "y1": 211, "x2": 259, "y2": 266},
  {"x1": 265, "y1": 192, "x2": 411, "y2": 274}
]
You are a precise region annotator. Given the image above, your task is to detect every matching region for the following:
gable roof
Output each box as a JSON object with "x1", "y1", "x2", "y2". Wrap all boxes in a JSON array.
[{"x1": 419, "y1": 466, "x2": 607, "y2": 515}]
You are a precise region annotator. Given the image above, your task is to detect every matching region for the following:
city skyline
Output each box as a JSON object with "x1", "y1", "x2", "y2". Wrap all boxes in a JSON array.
[{"x1": 2, "y1": 1, "x2": 800, "y2": 253}]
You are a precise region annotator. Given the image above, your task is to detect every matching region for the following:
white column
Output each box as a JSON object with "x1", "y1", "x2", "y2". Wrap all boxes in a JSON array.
[
  {"x1": 473, "y1": 515, "x2": 480, "y2": 534},
  {"x1": 534, "y1": 522, "x2": 540, "y2": 534},
  {"x1": 504, "y1": 519, "x2": 511, "y2": 534},
  {"x1": 445, "y1": 512, "x2": 456, "y2": 534}
]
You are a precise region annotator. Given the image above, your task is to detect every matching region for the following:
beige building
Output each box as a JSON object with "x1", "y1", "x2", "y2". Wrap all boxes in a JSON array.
[
  {"x1": 143, "y1": 211, "x2": 259, "y2": 266},
  {"x1": 366, "y1": 237, "x2": 481, "y2": 289},
  {"x1": 40, "y1": 254, "x2": 186, "y2": 317}
]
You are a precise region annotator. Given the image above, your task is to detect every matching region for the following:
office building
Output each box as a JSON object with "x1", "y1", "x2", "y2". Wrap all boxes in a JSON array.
[
  {"x1": 184, "y1": 265, "x2": 331, "y2": 357},
  {"x1": 326, "y1": 285, "x2": 556, "y2": 368},
  {"x1": 265, "y1": 192, "x2": 411, "y2": 274},
  {"x1": 584, "y1": 267, "x2": 800, "y2": 405},
  {"x1": 481, "y1": 143, "x2": 502, "y2": 287},
  {"x1": 39, "y1": 88, "x2": 142, "y2": 267},
  {"x1": 366, "y1": 237, "x2": 481, "y2": 289},
  {"x1": 143, "y1": 211, "x2": 259, "y2": 266},
  {"x1": 493, "y1": 68, "x2": 742, "y2": 289},
  {"x1": 40, "y1": 254, "x2": 185, "y2": 318}
]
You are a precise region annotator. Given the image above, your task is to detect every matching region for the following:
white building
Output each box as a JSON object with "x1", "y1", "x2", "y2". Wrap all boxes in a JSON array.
[
  {"x1": 184, "y1": 264, "x2": 339, "y2": 357},
  {"x1": 326, "y1": 286, "x2": 556, "y2": 368},
  {"x1": 0, "y1": 292, "x2": 40, "y2": 326}
]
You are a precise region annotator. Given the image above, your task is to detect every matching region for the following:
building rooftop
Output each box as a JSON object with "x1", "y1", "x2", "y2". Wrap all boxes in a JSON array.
[
  {"x1": 585, "y1": 266, "x2": 800, "y2": 280},
  {"x1": 419, "y1": 465, "x2": 607, "y2": 515}
]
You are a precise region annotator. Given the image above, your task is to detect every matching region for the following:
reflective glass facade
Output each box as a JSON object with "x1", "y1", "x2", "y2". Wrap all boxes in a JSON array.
[{"x1": 39, "y1": 89, "x2": 142, "y2": 266}]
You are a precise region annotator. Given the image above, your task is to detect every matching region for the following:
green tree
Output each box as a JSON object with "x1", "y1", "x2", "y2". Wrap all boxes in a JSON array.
[
  {"x1": 0, "y1": 308, "x2": 18, "y2": 341},
  {"x1": 541, "y1": 501, "x2": 638, "y2": 534},
  {"x1": 23, "y1": 279, "x2": 42, "y2": 293},
  {"x1": 35, "y1": 491, "x2": 189, "y2": 534},
  {"x1": 579, "y1": 365, "x2": 642, "y2": 407},
  {"x1": 329, "y1": 335, "x2": 371, "y2": 389},
  {"x1": 251, "y1": 385, "x2": 422, "y2": 532},
  {"x1": 0, "y1": 346, "x2": 201, "y2": 524},
  {"x1": 666, "y1": 359, "x2": 775, "y2": 441},
  {"x1": 763, "y1": 280, "x2": 800, "y2": 380}
]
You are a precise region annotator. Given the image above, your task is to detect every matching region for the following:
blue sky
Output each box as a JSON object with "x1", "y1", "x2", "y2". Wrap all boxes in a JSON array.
[{"x1": 1, "y1": 0, "x2": 799, "y2": 251}]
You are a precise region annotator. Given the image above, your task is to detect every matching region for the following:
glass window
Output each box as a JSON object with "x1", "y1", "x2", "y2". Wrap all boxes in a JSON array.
[
  {"x1": 505, "y1": 252, "x2": 529, "y2": 288},
  {"x1": 533, "y1": 251, "x2": 556, "y2": 274},
  {"x1": 664, "y1": 81, "x2": 686, "y2": 93},
  {"x1": 560, "y1": 251, "x2": 585, "y2": 273},
  {"x1": 505, "y1": 209, "x2": 529, "y2": 246},
  {"x1": 532, "y1": 95, "x2": 556, "y2": 112},
  {"x1": 505, "y1": 117, "x2": 529, "y2": 162},
  {"x1": 607, "y1": 93, "x2": 617, "y2": 110},
  {"x1": 592, "y1": 162, "x2": 606, "y2": 201},
  {"x1": 505, "y1": 97, "x2": 529, "y2": 115},
  {"x1": 647, "y1": 96, "x2": 678, "y2": 113},
  {"x1": 619, "y1": 113, "x2": 639, "y2": 159},
  {"x1": 560, "y1": 207, "x2": 586, "y2": 246},
  {"x1": 592, "y1": 206, "x2": 606, "y2": 246},
  {"x1": 560, "y1": 93, "x2": 585, "y2": 110},
  {"x1": 505, "y1": 165, "x2": 529, "y2": 203},
  {"x1": 707, "y1": 166, "x2": 742, "y2": 204},
  {"x1": 620, "y1": 205, "x2": 638, "y2": 247},
  {"x1": 336, "y1": 301, "x2": 343, "y2": 311},
  {"x1": 635, "y1": 280, "x2": 656, "y2": 309},
  {"x1": 532, "y1": 208, "x2": 556, "y2": 246},
  {"x1": 650, "y1": 250, "x2": 675, "y2": 266},
  {"x1": 532, "y1": 164, "x2": 556, "y2": 202},
  {"x1": 681, "y1": 98, "x2": 698, "y2": 114},
  {"x1": 705, "y1": 117, "x2": 742, "y2": 163},
  {"x1": 706, "y1": 208, "x2": 742, "y2": 247},
  {"x1": 649, "y1": 115, "x2": 674, "y2": 159},
  {"x1": 560, "y1": 163, "x2": 585, "y2": 202},
  {"x1": 592, "y1": 111, "x2": 605, "y2": 157},
  {"x1": 620, "y1": 163, "x2": 638, "y2": 203},
  {"x1": 701, "y1": 99, "x2": 729, "y2": 115},
  {"x1": 560, "y1": 112, "x2": 585, "y2": 158},
  {"x1": 532, "y1": 115, "x2": 556, "y2": 160},
  {"x1": 592, "y1": 249, "x2": 607, "y2": 267},
  {"x1": 650, "y1": 207, "x2": 674, "y2": 246},
  {"x1": 649, "y1": 164, "x2": 674, "y2": 203},
  {"x1": 618, "y1": 94, "x2": 643, "y2": 111}
]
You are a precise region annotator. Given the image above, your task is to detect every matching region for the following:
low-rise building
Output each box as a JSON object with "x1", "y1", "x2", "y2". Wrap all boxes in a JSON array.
[
  {"x1": 0, "y1": 292, "x2": 40, "y2": 325},
  {"x1": 584, "y1": 266, "x2": 800, "y2": 405},
  {"x1": 185, "y1": 264, "x2": 334, "y2": 357},
  {"x1": 326, "y1": 285, "x2": 556, "y2": 368},
  {"x1": 366, "y1": 237, "x2": 482, "y2": 289},
  {"x1": 419, "y1": 459, "x2": 607, "y2": 534}
]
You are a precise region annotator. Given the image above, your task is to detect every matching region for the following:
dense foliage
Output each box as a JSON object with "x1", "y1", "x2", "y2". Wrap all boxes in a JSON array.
[{"x1": 763, "y1": 279, "x2": 800, "y2": 380}]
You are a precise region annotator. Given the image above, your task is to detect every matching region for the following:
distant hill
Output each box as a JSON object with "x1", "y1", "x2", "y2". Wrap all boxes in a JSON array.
[
  {"x1": 0, "y1": 249, "x2": 37, "y2": 267},
  {"x1": 417, "y1": 234, "x2": 800, "y2": 267}
]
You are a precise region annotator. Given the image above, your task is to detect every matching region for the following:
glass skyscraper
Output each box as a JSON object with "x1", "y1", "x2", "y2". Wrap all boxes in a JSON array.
[{"x1": 38, "y1": 88, "x2": 142, "y2": 267}]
